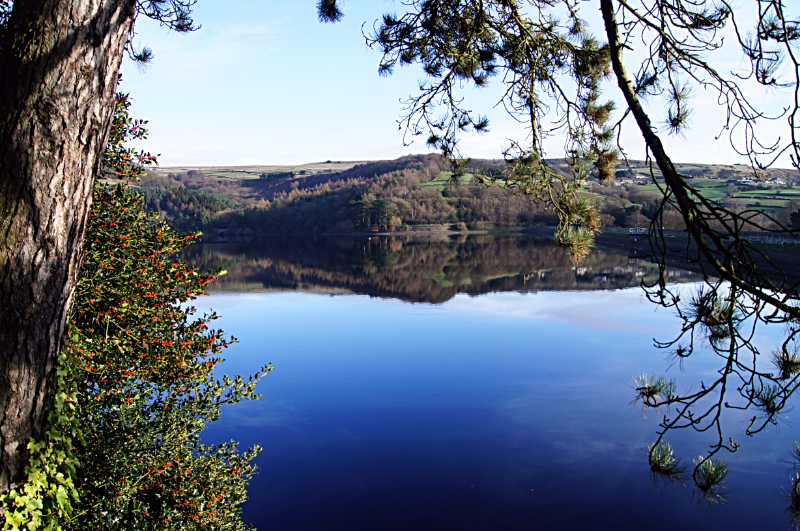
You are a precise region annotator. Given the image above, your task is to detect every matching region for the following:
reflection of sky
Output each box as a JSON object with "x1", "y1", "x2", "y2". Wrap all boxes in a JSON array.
[
  {"x1": 196, "y1": 288, "x2": 800, "y2": 530},
  {"x1": 446, "y1": 289, "x2": 675, "y2": 333}
]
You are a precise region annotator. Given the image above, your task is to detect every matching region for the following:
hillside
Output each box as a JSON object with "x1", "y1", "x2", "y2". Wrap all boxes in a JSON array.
[{"x1": 126, "y1": 154, "x2": 800, "y2": 236}]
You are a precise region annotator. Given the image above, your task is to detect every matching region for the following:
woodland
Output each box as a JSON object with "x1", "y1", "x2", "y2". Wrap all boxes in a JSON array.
[{"x1": 128, "y1": 156, "x2": 800, "y2": 236}]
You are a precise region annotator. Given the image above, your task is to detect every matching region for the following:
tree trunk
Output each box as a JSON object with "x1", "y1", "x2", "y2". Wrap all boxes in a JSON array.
[{"x1": 0, "y1": 0, "x2": 134, "y2": 493}]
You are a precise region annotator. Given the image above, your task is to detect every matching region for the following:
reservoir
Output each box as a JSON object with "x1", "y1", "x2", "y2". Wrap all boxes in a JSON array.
[{"x1": 185, "y1": 235, "x2": 798, "y2": 530}]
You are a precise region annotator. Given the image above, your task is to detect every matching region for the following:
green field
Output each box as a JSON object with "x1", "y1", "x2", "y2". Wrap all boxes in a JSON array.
[
  {"x1": 204, "y1": 170, "x2": 262, "y2": 180},
  {"x1": 422, "y1": 171, "x2": 481, "y2": 190},
  {"x1": 154, "y1": 161, "x2": 366, "y2": 181},
  {"x1": 427, "y1": 171, "x2": 800, "y2": 215},
  {"x1": 633, "y1": 178, "x2": 800, "y2": 212}
]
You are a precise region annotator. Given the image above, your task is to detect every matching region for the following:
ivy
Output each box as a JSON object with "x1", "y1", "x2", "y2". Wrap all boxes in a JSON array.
[{"x1": 1, "y1": 352, "x2": 82, "y2": 531}]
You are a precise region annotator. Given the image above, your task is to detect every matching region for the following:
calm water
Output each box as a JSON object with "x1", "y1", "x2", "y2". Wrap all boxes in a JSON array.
[{"x1": 185, "y1": 235, "x2": 798, "y2": 530}]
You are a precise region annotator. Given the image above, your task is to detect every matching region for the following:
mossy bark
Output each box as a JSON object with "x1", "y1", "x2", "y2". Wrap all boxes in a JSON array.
[{"x1": 0, "y1": 0, "x2": 134, "y2": 493}]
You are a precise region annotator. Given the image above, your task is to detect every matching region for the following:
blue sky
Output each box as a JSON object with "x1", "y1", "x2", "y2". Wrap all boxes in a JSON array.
[{"x1": 120, "y1": 1, "x2": 797, "y2": 168}]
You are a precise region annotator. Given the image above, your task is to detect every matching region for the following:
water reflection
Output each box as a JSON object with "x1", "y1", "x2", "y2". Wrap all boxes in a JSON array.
[
  {"x1": 183, "y1": 234, "x2": 703, "y2": 302},
  {"x1": 634, "y1": 278, "x2": 800, "y2": 512},
  {"x1": 183, "y1": 235, "x2": 800, "y2": 529}
]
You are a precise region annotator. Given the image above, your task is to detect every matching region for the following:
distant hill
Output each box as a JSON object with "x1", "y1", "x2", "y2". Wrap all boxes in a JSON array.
[
  {"x1": 127, "y1": 155, "x2": 800, "y2": 236},
  {"x1": 150, "y1": 160, "x2": 366, "y2": 180}
]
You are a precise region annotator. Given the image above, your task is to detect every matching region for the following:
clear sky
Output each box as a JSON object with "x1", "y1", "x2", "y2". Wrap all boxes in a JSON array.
[{"x1": 120, "y1": 1, "x2": 796, "y2": 168}]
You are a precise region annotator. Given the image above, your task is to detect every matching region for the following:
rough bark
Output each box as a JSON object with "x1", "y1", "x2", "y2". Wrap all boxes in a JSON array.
[
  {"x1": 598, "y1": 0, "x2": 797, "y2": 316},
  {"x1": 0, "y1": 0, "x2": 135, "y2": 493}
]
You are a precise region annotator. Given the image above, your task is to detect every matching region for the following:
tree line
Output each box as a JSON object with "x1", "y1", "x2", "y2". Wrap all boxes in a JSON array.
[{"x1": 131, "y1": 162, "x2": 800, "y2": 236}]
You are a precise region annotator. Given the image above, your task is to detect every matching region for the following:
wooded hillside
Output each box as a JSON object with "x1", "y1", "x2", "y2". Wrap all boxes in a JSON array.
[{"x1": 126, "y1": 155, "x2": 800, "y2": 237}]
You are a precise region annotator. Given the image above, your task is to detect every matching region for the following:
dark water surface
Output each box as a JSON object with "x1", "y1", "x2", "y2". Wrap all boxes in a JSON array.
[{"x1": 185, "y1": 235, "x2": 797, "y2": 530}]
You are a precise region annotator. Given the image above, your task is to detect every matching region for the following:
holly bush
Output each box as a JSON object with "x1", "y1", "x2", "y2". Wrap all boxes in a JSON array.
[
  {"x1": 64, "y1": 181, "x2": 270, "y2": 530},
  {"x1": 3, "y1": 94, "x2": 269, "y2": 530}
]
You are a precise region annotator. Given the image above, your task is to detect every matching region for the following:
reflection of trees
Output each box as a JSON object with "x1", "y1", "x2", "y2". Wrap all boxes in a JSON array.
[
  {"x1": 184, "y1": 232, "x2": 800, "y2": 515},
  {"x1": 632, "y1": 248, "x2": 800, "y2": 511},
  {"x1": 181, "y1": 235, "x2": 702, "y2": 303}
]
